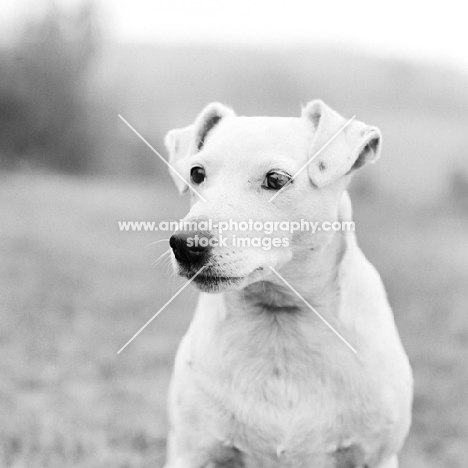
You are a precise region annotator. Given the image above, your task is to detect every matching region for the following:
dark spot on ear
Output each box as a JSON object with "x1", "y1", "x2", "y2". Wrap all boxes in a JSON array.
[
  {"x1": 174, "y1": 139, "x2": 179, "y2": 153},
  {"x1": 197, "y1": 114, "x2": 222, "y2": 151},
  {"x1": 318, "y1": 161, "x2": 326, "y2": 172}
]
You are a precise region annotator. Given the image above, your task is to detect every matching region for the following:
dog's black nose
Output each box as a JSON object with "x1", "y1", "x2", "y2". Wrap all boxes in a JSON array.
[{"x1": 170, "y1": 231, "x2": 212, "y2": 266}]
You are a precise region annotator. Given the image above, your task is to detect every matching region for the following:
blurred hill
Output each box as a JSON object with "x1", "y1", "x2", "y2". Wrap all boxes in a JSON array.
[
  {"x1": 2, "y1": 16, "x2": 468, "y2": 205},
  {"x1": 89, "y1": 43, "x2": 468, "y2": 204}
]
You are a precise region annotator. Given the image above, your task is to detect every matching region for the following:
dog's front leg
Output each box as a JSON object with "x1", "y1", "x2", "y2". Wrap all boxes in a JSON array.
[
  {"x1": 164, "y1": 390, "x2": 243, "y2": 468},
  {"x1": 164, "y1": 430, "x2": 244, "y2": 468},
  {"x1": 163, "y1": 432, "x2": 205, "y2": 468},
  {"x1": 162, "y1": 455, "x2": 193, "y2": 468}
]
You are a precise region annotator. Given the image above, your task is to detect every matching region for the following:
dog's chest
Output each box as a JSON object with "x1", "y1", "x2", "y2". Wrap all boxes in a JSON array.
[{"x1": 191, "y1": 314, "x2": 388, "y2": 464}]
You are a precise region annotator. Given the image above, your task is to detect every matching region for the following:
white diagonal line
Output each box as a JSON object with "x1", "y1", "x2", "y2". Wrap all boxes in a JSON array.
[
  {"x1": 268, "y1": 266, "x2": 357, "y2": 353},
  {"x1": 268, "y1": 115, "x2": 356, "y2": 202},
  {"x1": 118, "y1": 114, "x2": 206, "y2": 202},
  {"x1": 117, "y1": 266, "x2": 206, "y2": 354}
]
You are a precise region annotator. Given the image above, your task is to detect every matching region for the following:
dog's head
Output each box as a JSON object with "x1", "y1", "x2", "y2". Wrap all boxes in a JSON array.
[{"x1": 164, "y1": 100, "x2": 381, "y2": 292}]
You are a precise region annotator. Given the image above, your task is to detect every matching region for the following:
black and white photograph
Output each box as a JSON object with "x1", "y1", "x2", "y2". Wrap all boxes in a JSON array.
[{"x1": 1, "y1": 1, "x2": 467, "y2": 467}]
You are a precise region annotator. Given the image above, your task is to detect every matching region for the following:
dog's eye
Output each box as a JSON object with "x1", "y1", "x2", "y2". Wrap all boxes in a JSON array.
[
  {"x1": 262, "y1": 171, "x2": 292, "y2": 190},
  {"x1": 190, "y1": 166, "x2": 206, "y2": 184}
]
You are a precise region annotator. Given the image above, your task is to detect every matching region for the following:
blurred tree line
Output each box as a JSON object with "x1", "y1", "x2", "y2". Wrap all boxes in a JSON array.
[
  {"x1": 0, "y1": 2, "x2": 99, "y2": 172},
  {"x1": 0, "y1": 3, "x2": 467, "y2": 208}
]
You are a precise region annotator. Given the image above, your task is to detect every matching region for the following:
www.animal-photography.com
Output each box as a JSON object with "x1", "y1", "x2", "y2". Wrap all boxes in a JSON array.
[{"x1": 1, "y1": 1, "x2": 467, "y2": 467}]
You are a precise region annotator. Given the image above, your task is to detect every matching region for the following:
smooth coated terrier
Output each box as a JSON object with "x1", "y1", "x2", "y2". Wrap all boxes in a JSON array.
[{"x1": 163, "y1": 101, "x2": 413, "y2": 468}]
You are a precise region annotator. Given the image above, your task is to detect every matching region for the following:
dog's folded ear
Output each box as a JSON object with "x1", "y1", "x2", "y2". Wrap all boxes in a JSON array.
[
  {"x1": 302, "y1": 100, "x2": 381, "y2": 188},
  {"x1": 164, "y1": 103, "x2": 235, "y2": 194},
  {"x1": 192, "y1": 102, "x2": 235, "y2": 151},
  {"x1": 164, "y1": 125, "x2": 194, "y2": 194}
]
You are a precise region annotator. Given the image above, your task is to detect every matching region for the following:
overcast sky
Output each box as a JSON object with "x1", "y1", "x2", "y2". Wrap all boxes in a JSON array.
[{"x1": 3, "y1": 0, "x2": 468, "y2": 72}]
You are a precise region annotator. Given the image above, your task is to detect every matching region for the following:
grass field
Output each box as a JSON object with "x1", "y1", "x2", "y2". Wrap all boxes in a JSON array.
[{"x1": 1, "y1": 171, "x2": 467, "y2": 468}]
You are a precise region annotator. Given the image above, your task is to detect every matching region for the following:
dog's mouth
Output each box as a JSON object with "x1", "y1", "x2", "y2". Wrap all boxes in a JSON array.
[
  {"x1": 184, "y1": 270, "x2": 244, "y2": 292},
  {"x1": 178, "y1": 264, "x2": 259, "y2": 292},
  {"x1": 177, "y1": 262, "x2": 266, "y2": 292}
]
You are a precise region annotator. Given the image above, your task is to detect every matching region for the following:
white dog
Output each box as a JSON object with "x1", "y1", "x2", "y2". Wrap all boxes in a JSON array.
[{"x1": 162, "y1": 101, "x2": 413, "y2": 468}]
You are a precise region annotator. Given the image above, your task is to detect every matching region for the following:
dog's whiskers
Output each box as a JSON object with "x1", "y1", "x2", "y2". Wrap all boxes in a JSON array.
[
  {"x1": 146, "y1": 238, "x2": 170, "y2": 248},
  {"x1": 163, "y1": 256, "x2": 175, "y2": 274},
  {"x1": 153, "y1": 248, "x2": 172, "y2": 267}
]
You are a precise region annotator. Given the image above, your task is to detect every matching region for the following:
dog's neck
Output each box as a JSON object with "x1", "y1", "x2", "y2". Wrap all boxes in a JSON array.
[{"x1": 225, "y1": 230, "x2": 347, "y2": 318}]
